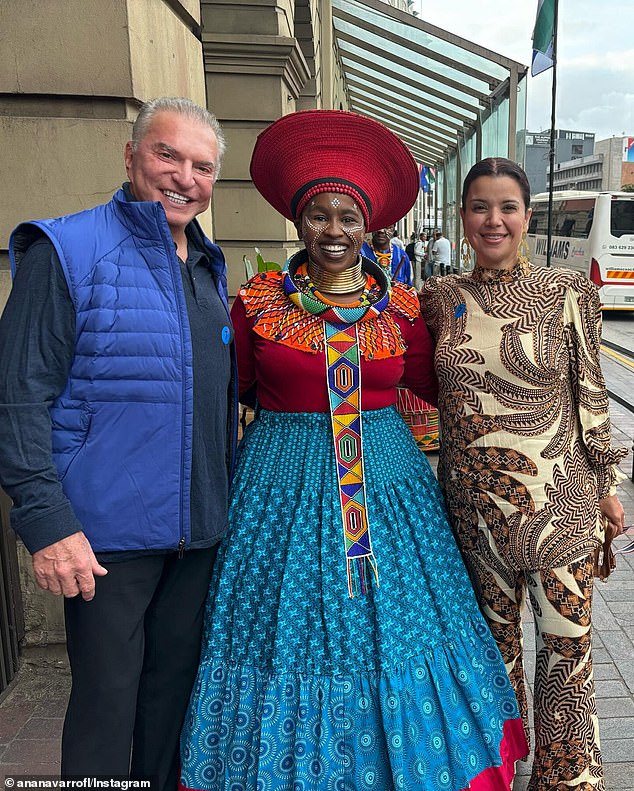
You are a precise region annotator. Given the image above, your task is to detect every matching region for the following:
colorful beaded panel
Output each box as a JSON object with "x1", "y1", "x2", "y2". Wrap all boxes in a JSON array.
[
  {"x1": 369, "y1": 245, "x2": 392, "y2": 273},
  {"x1": 324, "y1": 321, "x2": 378, "y2": 597}
]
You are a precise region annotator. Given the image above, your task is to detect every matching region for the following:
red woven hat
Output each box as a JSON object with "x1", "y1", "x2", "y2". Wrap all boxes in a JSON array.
[{"x1": 249, "y1": 110, "x2": 419, "y2": 232}]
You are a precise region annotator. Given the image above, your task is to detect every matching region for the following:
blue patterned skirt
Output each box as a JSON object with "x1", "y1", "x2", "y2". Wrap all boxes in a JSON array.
[{"x1": 180, "y1": 408, "x2": 525, "y2": 791}]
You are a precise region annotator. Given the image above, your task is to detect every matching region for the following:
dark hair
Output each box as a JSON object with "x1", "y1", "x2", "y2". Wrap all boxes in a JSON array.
[{"x1": 461, "y1": 157, "x2": 530, "y2": 211}]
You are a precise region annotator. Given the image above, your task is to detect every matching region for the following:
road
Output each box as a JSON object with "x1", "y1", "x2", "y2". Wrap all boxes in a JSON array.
[
  {"x1": 601, "y1": 312, "x2": 634, "y2": 413},
  {"x1": 603, "y1": 312, "x2": 634, "y2": 352}
]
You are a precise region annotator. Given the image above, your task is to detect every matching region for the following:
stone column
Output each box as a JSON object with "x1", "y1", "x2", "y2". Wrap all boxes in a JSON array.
[{"x1": 202, "y1": 0, "x2": 312, "y2": 293}]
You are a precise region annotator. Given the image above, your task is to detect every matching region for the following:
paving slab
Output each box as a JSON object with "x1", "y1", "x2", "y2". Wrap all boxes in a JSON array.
[{"x1": 597, "y1": 696, "x2": 634, "y2": 719}]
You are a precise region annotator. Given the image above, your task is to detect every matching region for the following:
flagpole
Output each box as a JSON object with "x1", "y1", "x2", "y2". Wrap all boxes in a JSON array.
[{"x1": 545, "y1": 0, "x2": 559, "y2": 267}]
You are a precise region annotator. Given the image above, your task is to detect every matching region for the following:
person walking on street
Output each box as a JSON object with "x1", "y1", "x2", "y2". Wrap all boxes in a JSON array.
[
  {"x1": 0, "y1": 96, "x2": 238, "y2": 789},
  {"x1": 413, "y1": 231, "x2": 427, "y2": 289},
  {"x1": 391, "y1": 229, "x2": 405, "y2": 249},
  {"x1": 425, "y1": 231, "x2": 435, "y2": 279},
  {"x1": 432, "y1": 228, "x2": 451, "y2": 276},
  {"x1": 405, "y1": 232, "x2": 416, "y2": 271}
]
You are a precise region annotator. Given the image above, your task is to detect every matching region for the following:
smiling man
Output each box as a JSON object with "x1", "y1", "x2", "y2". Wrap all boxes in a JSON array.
[
  {"x1": 124, "y1": 106, "x2": 219, "y2": 261},
  {"x1": 0, "y1": 98, "x2": 238, "y2": 789}
]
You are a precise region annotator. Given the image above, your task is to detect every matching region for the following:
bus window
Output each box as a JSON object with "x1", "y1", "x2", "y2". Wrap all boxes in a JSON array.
[
  {"x1": 556, "y1": 199, "x2": 594, "y2": 239},
  {"x1": 560, "y1": 218, "x2": 575, "y2": 236},
  {"x1": 528, "y1": 206, "x2": 551, "y2": 235},
  {"x1": 610, "y1": 200, "x2": 634, "y2": 238},
  {"x1": 528, "y1": 213, "x2": 540, "y2": 234}
]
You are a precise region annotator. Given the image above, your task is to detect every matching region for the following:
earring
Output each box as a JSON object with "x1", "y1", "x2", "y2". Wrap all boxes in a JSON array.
[
  {"x1": 460, "y1": 237, "x2": 472, "y2": 272},
  {"x1": 517, "y1": 230, "x2": 530, "y2": 273}
]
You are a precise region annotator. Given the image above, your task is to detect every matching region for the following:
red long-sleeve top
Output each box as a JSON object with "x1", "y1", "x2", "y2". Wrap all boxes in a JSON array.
[{"x1": 231, "y1": 273, "x2": 438, "y2": 413}]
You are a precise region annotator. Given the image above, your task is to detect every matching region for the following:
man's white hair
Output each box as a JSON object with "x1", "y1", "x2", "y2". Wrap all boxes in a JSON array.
[{"x1": 131, "y1": 97, "x2": 226, "y2": 180}]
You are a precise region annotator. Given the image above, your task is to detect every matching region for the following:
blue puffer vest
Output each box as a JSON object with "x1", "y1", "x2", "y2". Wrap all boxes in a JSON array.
[{"x1": 9, "y1": 189, "x2": 238, "y2": 552}]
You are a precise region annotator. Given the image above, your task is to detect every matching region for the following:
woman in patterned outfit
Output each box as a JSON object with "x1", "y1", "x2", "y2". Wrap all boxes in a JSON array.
[
  {"x1": 179, "y1": 114, "x2": 528, "y2": 791},
  {"x1": 420, "y1": 158, "x2": 627, "y2": 791}
]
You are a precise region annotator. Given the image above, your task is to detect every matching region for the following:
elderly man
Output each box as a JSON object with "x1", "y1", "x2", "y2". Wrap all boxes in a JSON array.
[{"x1": 0, "y1": 97, "x2": 237, "y2": 788}]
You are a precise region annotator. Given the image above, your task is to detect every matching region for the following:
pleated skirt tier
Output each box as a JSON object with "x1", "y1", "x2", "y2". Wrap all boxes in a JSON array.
[{"x1": 180, "y1": 407, "x2": 527, "y2": 791}]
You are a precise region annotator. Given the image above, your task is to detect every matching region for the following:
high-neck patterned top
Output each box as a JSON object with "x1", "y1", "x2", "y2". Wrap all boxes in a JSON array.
[{"x1": 420, "y1": 261, "x2": 626, "y2": 571}]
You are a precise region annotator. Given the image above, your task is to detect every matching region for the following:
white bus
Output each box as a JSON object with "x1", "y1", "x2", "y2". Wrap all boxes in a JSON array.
[{"x1": 527, "y1": 191, "x2": 634, "y2": 310}]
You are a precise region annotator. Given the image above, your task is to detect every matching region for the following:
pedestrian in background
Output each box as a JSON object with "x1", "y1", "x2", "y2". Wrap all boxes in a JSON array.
[
  {"x1": 405, "y1": 232, "x2": 416, "y2": 270},
  {"x1": 425, "y1": 230, "x2": 435, "y2": 279},
  {"x1": 362, "y1": 223, "x2": 412, "y2": 285},
  {"x1": 413, "y1": 230, "x2": 427, "y2": 289},
  {"x1": 391, "y1": 228, "x2": 405, "y2": 249},
  {"x1": 432, "y1": 227, "x2": 451, "y2": 275}
]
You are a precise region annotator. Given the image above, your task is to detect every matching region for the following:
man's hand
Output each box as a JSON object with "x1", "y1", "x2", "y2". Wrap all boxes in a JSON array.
[
  {"x1": 32, "y1": 533, "x2": 108, "y2": 601},
  {"x1": 599, "y1": 494, "x2": 626, "y2": 541}
]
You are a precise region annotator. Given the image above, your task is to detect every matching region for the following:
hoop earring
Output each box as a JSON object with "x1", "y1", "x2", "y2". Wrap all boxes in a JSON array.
[
  {"x1": 460, "y1": 237, "x2": 473, "y2": 272},
  {"x1": 517, "y1": 231, "x2": 530, "y2": 273}
]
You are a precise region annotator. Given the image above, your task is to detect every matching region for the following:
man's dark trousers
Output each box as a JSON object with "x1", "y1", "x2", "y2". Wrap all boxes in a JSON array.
[{"x1": 62, "y1": 546, "x2": 218, "y2": 790}]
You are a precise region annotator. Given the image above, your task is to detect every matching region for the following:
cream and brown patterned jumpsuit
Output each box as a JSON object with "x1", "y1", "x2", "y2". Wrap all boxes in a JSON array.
[{"x1": 421, "y1": 262, "x2": 626, "y2": 791}]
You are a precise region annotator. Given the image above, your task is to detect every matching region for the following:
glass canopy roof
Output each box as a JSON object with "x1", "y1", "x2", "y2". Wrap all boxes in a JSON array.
[{"x1": 332, "y1": 0, "x2": 527, "y2": 166}]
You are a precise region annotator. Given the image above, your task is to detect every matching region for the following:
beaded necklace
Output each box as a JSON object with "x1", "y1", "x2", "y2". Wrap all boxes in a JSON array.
[
  {"x1": 370, "y1": 244, "x2": 393, "y2": 273},
  {"x1": 284, "y1": 257, "x2": 390, "y2": 323}
]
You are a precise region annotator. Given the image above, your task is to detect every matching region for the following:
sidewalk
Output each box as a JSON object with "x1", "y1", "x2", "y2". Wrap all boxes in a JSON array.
[{"x1": 1, "y1": 401, "x2": 633, "y2": 787}]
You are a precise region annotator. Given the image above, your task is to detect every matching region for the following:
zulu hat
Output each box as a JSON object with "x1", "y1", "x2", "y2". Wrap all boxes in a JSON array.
[{"x1": 249, "y1": 110, "x2": 419, "y2": 232}]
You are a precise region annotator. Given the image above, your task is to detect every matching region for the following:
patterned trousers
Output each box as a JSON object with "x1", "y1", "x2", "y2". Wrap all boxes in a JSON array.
[{"x1": 463, "y1": 547, "x2": 603, "y2": 791}]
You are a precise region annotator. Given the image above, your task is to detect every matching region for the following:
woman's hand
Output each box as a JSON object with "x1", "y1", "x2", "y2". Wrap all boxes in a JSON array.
[{"x1": 599, "y1": 494, "x2": 625, "y2": 539}]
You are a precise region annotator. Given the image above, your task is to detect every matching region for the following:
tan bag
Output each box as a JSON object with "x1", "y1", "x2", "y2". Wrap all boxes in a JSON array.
[{"x1": 593, "y1": 532, "x2": 616, "y2": 582}]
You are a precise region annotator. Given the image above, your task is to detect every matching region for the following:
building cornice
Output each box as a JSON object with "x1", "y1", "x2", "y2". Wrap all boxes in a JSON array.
[{"x1": 203, "y1": 34, "x2": 311, "y2": 99}]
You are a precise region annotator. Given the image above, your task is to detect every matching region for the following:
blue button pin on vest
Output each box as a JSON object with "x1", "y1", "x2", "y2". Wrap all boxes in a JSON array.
[{"x1": 221, "y1": 325, "x2": 231, "y2": 344}]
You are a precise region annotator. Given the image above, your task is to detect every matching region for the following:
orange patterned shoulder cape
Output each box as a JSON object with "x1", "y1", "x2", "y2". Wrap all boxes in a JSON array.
[{"x1": 238, "y1": 272, "x2": 419, "y2": 360}]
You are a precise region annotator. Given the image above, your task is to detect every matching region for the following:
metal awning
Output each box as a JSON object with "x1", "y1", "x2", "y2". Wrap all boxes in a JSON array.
[{"x1": 331, "y1": 0, "x2": 527, "y2": 166}]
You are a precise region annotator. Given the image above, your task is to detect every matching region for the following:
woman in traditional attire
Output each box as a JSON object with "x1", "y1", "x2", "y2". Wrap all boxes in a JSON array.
[
  {"x1": 179, "y1": 113, "x2": 527, "y2": 791},
  {"x1": 420, "y1": 157, "x2": 627, "y2": 791}
]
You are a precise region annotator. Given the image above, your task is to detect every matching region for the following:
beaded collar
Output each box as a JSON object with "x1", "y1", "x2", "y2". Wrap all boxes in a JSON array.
[
  {"x1": 239, "y1": 251, "x2": 419, "y2": 360},
  {"x1": 368, "y1": 245, "x2": 393, "y2": 273}
]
